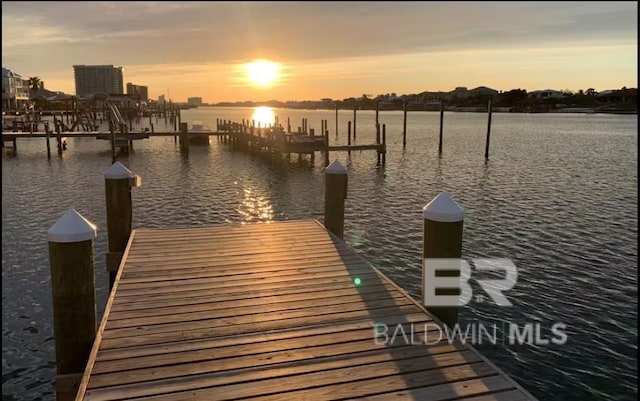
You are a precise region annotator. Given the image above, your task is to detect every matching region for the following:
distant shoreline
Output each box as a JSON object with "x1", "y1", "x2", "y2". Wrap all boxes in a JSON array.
[{"x1": 199, "y1": 105, "x2": 637, "y2": 115}]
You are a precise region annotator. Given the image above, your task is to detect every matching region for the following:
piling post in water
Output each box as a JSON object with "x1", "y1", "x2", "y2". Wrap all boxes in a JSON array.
[
  {"x1": 376, "y1": 123, "x2": 381, "y2": 165},
  {"x1": 324, "y1": 126, "x2": 330, "y2": 167},
  {"x1": 56, "y1": 121, "x2": 63, "y2": 156},
  {"x1": 45, "y1": 122, "x2": 51, "y2": 159},
  {"x1": 422, "y1": 192, "x2": 464, "y2": 327},
  {"x1": 438, "y1": 100, "x2": 444, "y2": 156},
  {"x1": 375, "y1": 101, "x2": 379, "y2": 128},
  {"x1": 324, "y1": 160, "x2": 348, "y2": 239},
  {"x1": 104, "y1": 162, "x2": 140, "y2": 290},
  {"x1": 403, "y1": 101, "x2": 408, "y2": 147},
  {"x1": 48, "y1": 209, "x2": 97, "y2": 401},
  {"x1": 335, "y1": 104, "x2": 339, "y2": 137},
  {"x1": 485, "y1": 99, "x2": 493, "y2": 159},
  {"x1": 382, "y1": 123, "x2": 387, "y2": 166},
  {"x1": 287, "y1": 117, "x2": 291, "y2": 133},
  {"x1": 353, "y1": 101, "x2": 357, "y2": 139},
  {"x1": 179, "y1": 122, "x2": 189, "y2": 155},
  {"x1": 347, "y1": 121, "x2": 352, "y2": 156}
]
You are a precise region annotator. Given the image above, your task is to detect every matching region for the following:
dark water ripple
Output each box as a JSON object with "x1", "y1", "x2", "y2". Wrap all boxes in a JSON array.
[{"x1": 2, "y1": 110, "x2": 637, "y2": 401}]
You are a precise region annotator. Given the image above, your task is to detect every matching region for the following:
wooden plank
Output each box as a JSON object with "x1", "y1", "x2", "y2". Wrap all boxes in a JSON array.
[
  {"x1": 96, "y1": 313, "x2": 432, "y2": 361},
  {"x1": 103, "y1": 296, "x2": 417, "y2": 338},
  {"x1": 111, "y1": 276, "x2": 399, "y2": 309},
  {"x1": 109, "y1": 282, "x2": 399, "y2": 315},
  {"x1": 85, "y1": 347, "x2": 478, "y2": 400},
  {"x1": 345, "y1": 376, "x2": 517, "y2": 400},
  {"x1": 92, "y1": 322, "x2": 445, "y2": 377},
  {"x1": 108, "y1": 363, "x2": 496, "y2": 401},
  {"x1": 107, "y1": 288, "x2": 407, "y2": 322},
  {"x1": 99, "y1": 305, "x2": 424, "y2": 349},
  {"x1": 115, "y1": 263, "x2": 374, "y2": 291}
]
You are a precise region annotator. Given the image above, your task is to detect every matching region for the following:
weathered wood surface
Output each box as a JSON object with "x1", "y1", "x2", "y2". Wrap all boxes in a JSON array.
[{"x1": 76, "y1": 220, "x2": 537, "y2": 401}]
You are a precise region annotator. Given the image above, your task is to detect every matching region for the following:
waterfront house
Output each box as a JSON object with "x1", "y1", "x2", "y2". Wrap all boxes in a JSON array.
[{"x1": 2, "y1": 67, "x2": 30, "y2": 109}]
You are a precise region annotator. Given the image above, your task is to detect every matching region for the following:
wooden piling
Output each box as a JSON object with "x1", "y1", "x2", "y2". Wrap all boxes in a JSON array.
[
  {"x1": 403, "y1": 101, "x2": 407, "y2": 147},
  {"x1": 56, "y1": 122, "x2": 63, "y2": 156},
  {"x1": 335, "y1": 104, "x2": 339, "y2": 137},
  {"x1": 376, "y1": 123, "x2": 381, "y2": 165},
  {"x1": 485, "y1": 99, "x2": 493, "y2": 159},
  {"x1": 353, "y1": 102, "x2": 357, "y2": 138},
  {"x1": 438, "y1": 100, "x2": 444, "y2": 156},
  {"x1": 382, "y1": 123, "x2": 387, "y2": 166},
  {"x1": 347, "y1": 121, "x2": 352, "y2": 156},
  {"x1": 324, "y1": 126, "x2": 330, "y2": 167},
  {"x1": 105, "y1": 162, "x2": 139, "y2": 290},
  {"x1": 324, "y1": 160, "x2": 348, "y2": 239},
  {"x1": 422, "y1": 192, "x2": 464, "y2": 327},
  {"x1": 48, "y1": 209, "x2": 97, "y2": 401},
  {"x1": 179, "y1": 122, "x2": 189, "y2": 155},
  {"x1": 45, "y1": 122, "x2": 51, "y2": 159}
]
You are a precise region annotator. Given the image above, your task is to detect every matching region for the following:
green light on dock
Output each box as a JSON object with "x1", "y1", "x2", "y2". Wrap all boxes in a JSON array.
[{"x1": 354, "y1": 277, "x2": 362, "y2": 286}]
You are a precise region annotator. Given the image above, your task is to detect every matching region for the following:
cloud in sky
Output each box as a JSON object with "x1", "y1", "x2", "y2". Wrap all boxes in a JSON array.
[{"x1": 2, "y1": 1, "x2": 637, "y2": 101}]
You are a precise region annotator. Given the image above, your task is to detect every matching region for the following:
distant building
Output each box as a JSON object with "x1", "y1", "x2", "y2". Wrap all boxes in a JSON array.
[
  {"x1": 126, "y1": 82, "x2": 149, "y2": 102},
  {"x1": 2, "y1": 67, "x2": 30, "y2": 108},
  {"x1": 187, "y1": 97, "x2": 203, "y2": 106},
  {"x1": 158, "y1": 94, "x2": 166, "y2": 104},
  {"x1": 529, "y1": 89, "x2": 565, "y2": 99},
  {"x1": 73, "y1": 65, "x2": 123, "y2": 98},
  {"x1": 469, "y1": 86, "x2": 499, "y2": 97},
  {"x1": 452, "y1": 87, "x2": 469, "y2": 98}
]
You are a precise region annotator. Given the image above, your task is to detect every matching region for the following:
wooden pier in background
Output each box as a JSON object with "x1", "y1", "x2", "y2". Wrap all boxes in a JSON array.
[
  {"x1": 215, "y1": 119, "x2": 387, "y2": 166},
  {"x1": 72, "y1": 220, "x2": 535, "y2": 401}
]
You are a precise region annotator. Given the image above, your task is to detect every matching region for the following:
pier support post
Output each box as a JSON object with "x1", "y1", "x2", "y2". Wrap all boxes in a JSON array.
[
  {"x1": 48, "y1": 209, "x2": 97, "y2": 401},
  {"x1": 422, "y1": 192, "x2": 464, "y2": 328},
  {"x1": 324, "y1": 126, "x2": 330, "y2": 167},
  {"x1": 56, "y1": 122, "x2": 63, "y2": 156},
  {"x1": 335, "y1": 104, "x2": 339, "y2": 137},
  {"x1": 324, "y1": 160, "x2": 348, "y2": 239},
  {"x1": 105, "y1": 162, "x2": 141, "y2": 290},
  {"x1": 347, "y1": 121, "x2": 352, "y2": 156},
  {"x1": 403, "y1": 101, "x2": 407, "y2": 147},
  {"x1": 45, "y1": 122, "x2": 51, "y2": 159},
  {"x1": 438, "y1": 100, "x2": 444, "y2": 156},
  {"x1": 353, "y1": 102, "x2": 357, "y2": 139},
  {"x1": 179, "y1": 122, "x2": 189, "y2": 155},
  {"x1": 382, "y1": 124, "x2": 387, "y2": 166},
  {"x1": 484, "y1": 99, "x2": 493, "y2": 159}
]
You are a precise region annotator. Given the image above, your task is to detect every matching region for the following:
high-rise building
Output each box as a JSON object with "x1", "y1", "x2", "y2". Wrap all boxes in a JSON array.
[
  {"x1": 187, "y1": 97, "x2": 203, "y2": 106},
  {"x1": 73, "y1": 65, "x2": 123, "y2": 97},
  {"x1": 126, "y1": 82, "x2": 149, "y2": 102}
]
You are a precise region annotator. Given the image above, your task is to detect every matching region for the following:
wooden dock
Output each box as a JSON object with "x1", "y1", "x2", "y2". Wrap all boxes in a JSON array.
[{"x1": 75, "y1": 220, "x2": 536, "y2": 401}]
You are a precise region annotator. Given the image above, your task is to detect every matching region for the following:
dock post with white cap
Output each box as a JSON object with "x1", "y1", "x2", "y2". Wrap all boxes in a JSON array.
[
  {"x1": 324, "y1": 160, "x2": 348, "y2": 239},
  {"x1": 105, "y1": 162, "x2": 141, "y2": 290},
  {"x1": 48, "y1": 209, "x2": 97, "y2": 401},
  {"x1": 422, "y1": 192, "x2": 465, "y2": 327}
]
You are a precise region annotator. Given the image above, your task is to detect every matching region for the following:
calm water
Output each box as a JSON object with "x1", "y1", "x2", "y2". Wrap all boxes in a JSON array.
[{"x1": 2, "y1": 108, "x2": 637, "y2": 400}]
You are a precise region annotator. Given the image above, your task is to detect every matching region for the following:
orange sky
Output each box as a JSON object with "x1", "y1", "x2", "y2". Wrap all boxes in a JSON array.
[{"x1": 2, "y1": 2, "x2": 637, "y2": 103}]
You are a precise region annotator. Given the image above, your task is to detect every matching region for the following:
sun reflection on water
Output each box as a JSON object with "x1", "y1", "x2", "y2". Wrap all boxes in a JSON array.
[
  {"x1": 251, "y1": 106, "x2": 276, "y2": 127},
  {"x1": 237, "y1": 187, "x2": 274, "y2": 223}
]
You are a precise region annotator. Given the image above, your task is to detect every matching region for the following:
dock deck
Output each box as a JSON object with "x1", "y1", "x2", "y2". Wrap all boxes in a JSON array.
[{"x1": 76, "y1": 220, "x2": 536, "y2": 401}]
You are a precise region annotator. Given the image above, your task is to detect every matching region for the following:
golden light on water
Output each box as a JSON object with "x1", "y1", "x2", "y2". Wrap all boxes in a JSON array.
[
  {"x1": 243, "y1": 59, "x2": 281, "y2": 87},
  {"x1": 238, "y1": 187, "x2": 274, "y2": 222},
  {"x1": 251, "y1": 106, "x2": 276, "y2": 127}
]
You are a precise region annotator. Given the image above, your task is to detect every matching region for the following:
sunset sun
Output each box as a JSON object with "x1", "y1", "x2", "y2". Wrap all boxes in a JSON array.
[{"x1": 243, "y1": 59, "x2": 280, "y2": 87}]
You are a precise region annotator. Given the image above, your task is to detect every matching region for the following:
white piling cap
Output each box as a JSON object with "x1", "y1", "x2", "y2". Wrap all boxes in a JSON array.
[
  {"x1": 104, "y1": 161, "x2": 133, "y2": 179},
  {"x1": 48, "y1": 209, "x2": 97, "y2": 243},
  {"x1": 423, "y1": 192, "x2": 464, "y2": 222},
  {"x1": 325, "y1": 159, "x2": 347, "y2": 175}
]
